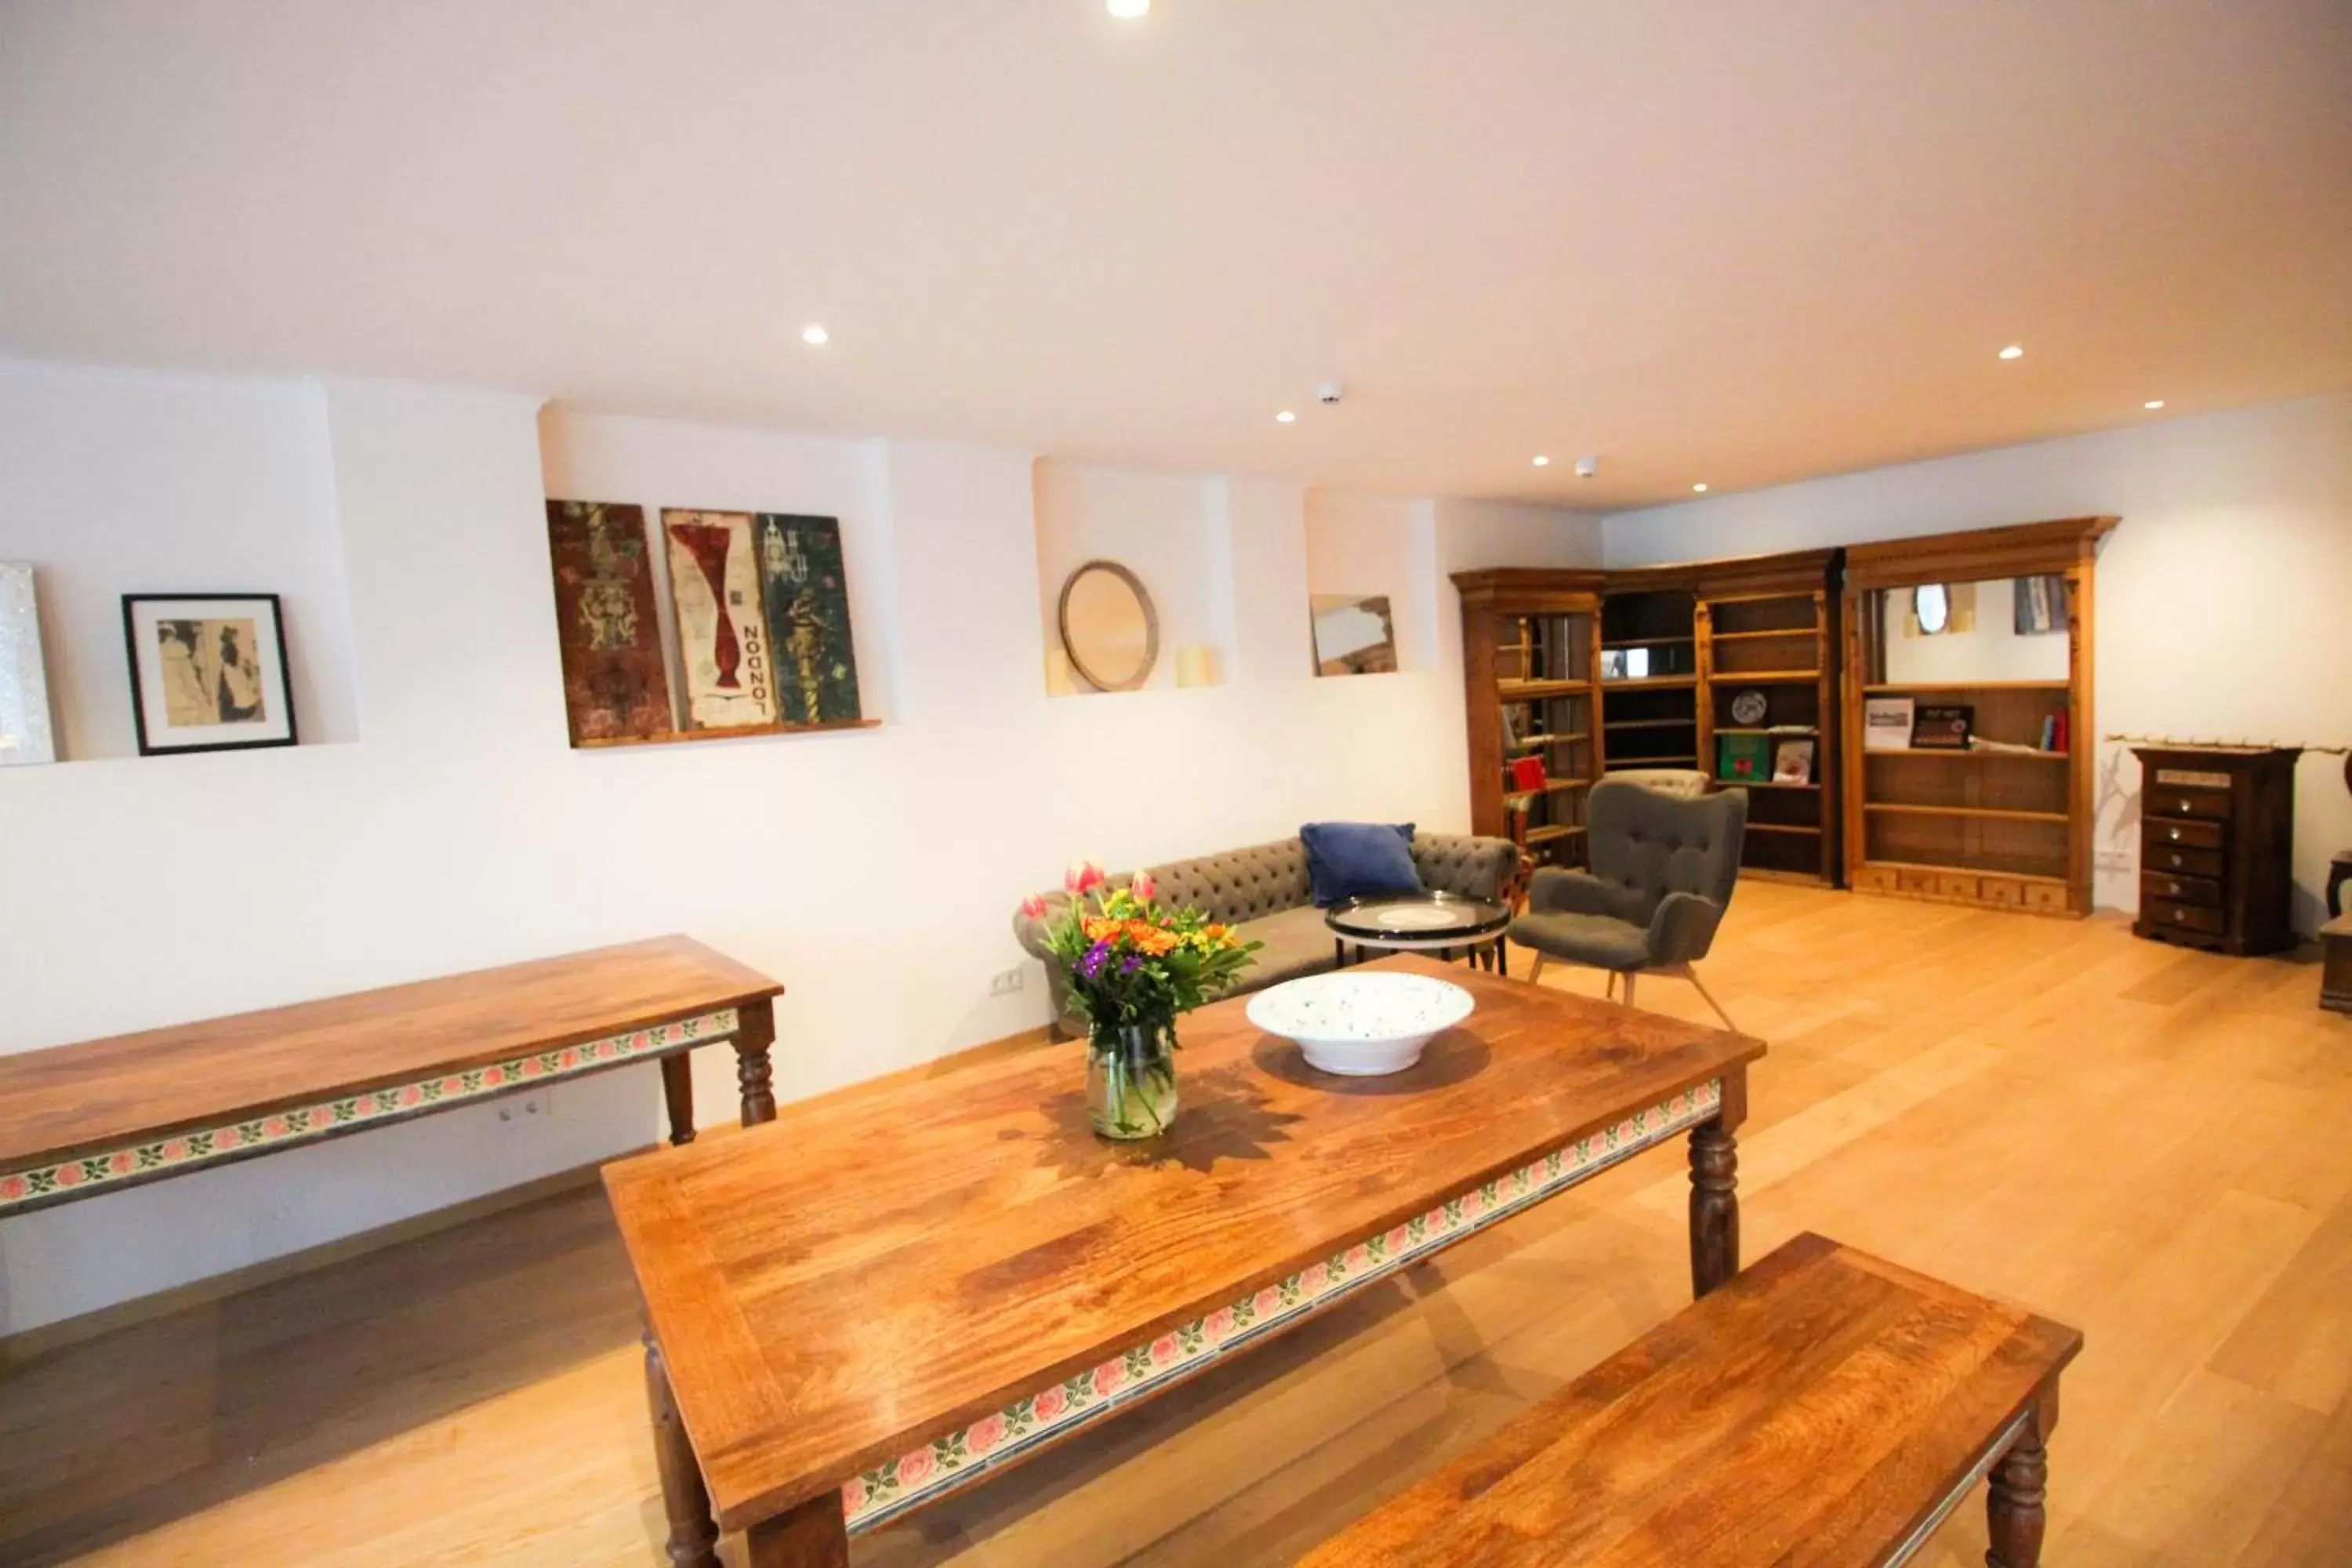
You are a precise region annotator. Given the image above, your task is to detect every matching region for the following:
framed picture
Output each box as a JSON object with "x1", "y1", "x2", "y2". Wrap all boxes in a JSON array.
[
  {"x1": 1310, "y1": 593, "x2": 1399, "y2": 676},
  {"x1": 1, "y1": 563, "x2": 57, "y2": 767},
  {"x1": 662, "y1": 510, "x2": 779, "y2": 730},
  {"x1": 753, "y1": 514, "x2": 863, "y2": 724},
  {"x1": 1911, "y1": 702, "x2": 1974, "y2": 750},
  {"x1": 2014, "y1": 573, "x2": 2066, "y2": 634},
  {"x1": 122, "y1": 594, "x2": 297, "y2": 755},
  {"x1": 546, "y1": 500, "x2": 674, "y2": 744}
]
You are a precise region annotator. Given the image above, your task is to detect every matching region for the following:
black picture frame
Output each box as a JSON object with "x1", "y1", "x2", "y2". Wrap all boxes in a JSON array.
[{"x1": 122, "y1": 593, "x2": 299, "y2": 757}]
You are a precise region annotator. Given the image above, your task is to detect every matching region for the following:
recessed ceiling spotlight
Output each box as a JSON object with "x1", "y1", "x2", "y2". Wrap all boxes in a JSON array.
[
  {"x1": 1107, "y1": 0, "x2": 1149, "y2": 16},
  {"x1": 1693, "y1": 483, "x2": 1709, "y2": 493},
  {"x1": 2143, "y1": 399, "x2": 2165, "y2": 410},
  {"x1": 801, "y1": 324, "x2": 829, "y2": 345},
  {"x1": 1275, "y1": 410, "x2": 1296, "y2": 423},
  {"x1": 1532, "y1": 455, "x2": 1551, "y2": 467},
  {"x1": 1998, "y1": 343, "x2": 2024, "y2": 361}
]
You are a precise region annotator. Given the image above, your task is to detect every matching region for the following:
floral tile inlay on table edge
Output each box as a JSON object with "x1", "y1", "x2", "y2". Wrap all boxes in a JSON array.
[
  {"x1": 0, "y1": 1008, "x2": 742, "y2": 1215},
  {"x1": 841, "y1": 1076, "x2": 1724, "y2": 1534}
]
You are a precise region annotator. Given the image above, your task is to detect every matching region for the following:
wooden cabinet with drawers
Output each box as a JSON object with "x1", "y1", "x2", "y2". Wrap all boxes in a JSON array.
[{"x1": 2132, "y1": 746, "x2": 2299, "y2": 956}]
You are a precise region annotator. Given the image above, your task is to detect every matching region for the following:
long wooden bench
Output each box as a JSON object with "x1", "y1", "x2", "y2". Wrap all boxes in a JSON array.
[
  {"x1": 0, "y1": 936, "x2": 781, "y2": 1219},
  {"x1": 1305, "y1": 1232, "x2": 2081, "y2": 1568}
]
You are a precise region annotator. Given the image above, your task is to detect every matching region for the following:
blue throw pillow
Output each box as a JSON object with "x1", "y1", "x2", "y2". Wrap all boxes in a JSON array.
[{"x1": 1300, "y1": 822, "x2": 1422, "y2": 907}]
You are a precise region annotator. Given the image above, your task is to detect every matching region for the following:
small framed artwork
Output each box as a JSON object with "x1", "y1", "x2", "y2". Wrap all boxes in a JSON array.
[
  {"x1": 2014, "y1": 573, "x2": 2067, "y2": 634},
  {"x1": 122, "y1": 594, "x2": 298, "y2": 756},
  {"x1": 1309, "y1": 593, "x2": 1399, "y2": 677}
]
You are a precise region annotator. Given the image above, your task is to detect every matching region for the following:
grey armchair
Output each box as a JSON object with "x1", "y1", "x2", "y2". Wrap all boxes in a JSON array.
[{"x1": 1508, "y1": 779, "x2": 1748, "y2": 1030}]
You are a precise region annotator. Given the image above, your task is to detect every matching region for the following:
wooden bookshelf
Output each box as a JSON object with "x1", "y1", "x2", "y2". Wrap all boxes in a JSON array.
[
  {"x1": 1454, "y1": 570, "x2": 1607, "y2": 872},
  {"x1": 1840, "y1": 517, "x2": 2118, "y2": 916},
  {"x1": 1694, "y1": 550, "x2": 1842, "y2": 886},
  {"x1": 1460, "y1": 554, "x2": 1842, "y2": 889}
]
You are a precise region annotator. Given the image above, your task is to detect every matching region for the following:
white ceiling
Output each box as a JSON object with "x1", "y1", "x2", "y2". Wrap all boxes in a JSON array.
[{"x1": 2, "y1": 1, "x2": 2347, "y2": 508}]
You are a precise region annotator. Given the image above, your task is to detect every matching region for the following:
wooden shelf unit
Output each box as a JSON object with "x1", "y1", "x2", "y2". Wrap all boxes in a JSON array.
[
  {"x1": 1457, "y1": 554, "x2": 1842, "y2": 889},
  {"x1": 1693, "y1": 551, "x2": 1843, "y2": 886},
  {"x1": 1841, "y1": 517, "x2": 2117, "y2": 916},
  {"x1": 1454, "y1": 570, "x2": 1607, "y2": 873}
]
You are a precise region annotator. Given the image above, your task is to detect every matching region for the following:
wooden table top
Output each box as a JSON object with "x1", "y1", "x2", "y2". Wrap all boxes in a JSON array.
[
  {"x1": 1301, "y1": 1232, "x2": 2083, "y2": 1567},
  {"x1": 0, "y1": 936, "x2": 781, "y2": 1171},
  {"x1": 603, "y1": 953, "x2": 1762, "y2": 1532}
]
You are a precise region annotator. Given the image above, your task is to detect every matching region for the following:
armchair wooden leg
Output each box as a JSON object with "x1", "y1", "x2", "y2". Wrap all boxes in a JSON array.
[
  {"x1": 1526, "y1": 951, "x2": 1548, "y2": 983},
  {"x1": 1682, "y1": 965, "x2": 1739, "y2": 1033},
  {"x1": 1605, "y1": 970, "x2": 1618, "y2": 1000},
  {"x1": 1621, "y1": 971, "x2": 1638, "y2": 1008}
]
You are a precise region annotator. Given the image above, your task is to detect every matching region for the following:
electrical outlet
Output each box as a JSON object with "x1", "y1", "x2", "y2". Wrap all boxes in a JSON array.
[
  {"x1": 2094, "y1": 850, "x2": 2132, "y2": 872},
  {"x1": 497, "y1": 1091, "x2": 548, "y2": 1125},
  {"x1": 989, "y1": 967, "x2": 1025, "y2": 996}
]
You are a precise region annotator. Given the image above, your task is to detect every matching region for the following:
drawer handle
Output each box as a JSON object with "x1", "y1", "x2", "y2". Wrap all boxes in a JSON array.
[
  {"x1": 2169, "y1": 828, "x2": 2183, "y2": 841},
  {"x1": 2178, "y1": 800, "x2": 2194, "y2": 812},
  {"x1": 2174, "y1": 909, "x2": 2188, "y2": 921}
]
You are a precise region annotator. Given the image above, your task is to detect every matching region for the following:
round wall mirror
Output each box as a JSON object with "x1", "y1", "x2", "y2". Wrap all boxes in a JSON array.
[
  {"x1": 1058, "y1": 561, "x2": 1159, "y2": 691},
  {"x1": 1914, "y1": 583, "x2": 1951, "y2": 635}
]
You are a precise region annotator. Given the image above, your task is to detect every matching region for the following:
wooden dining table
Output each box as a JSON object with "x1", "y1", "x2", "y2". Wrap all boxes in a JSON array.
[{"x1": 602, "y1": 953, "x2": 1765, "y2": 1567}]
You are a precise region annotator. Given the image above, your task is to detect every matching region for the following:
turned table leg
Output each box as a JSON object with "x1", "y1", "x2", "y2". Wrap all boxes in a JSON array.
[
  {"x1": 1687, "y1": 1120, "x2": 1740, "y2": 1298},
  {"x1": 1985, "y1": 1428, "x2": 2048, "y2": 1567},
  {"x1": 746, "y1": 1491, "x2": 851, "y2": 1568},
  {"x1": 643, "y1": 1331, "x2": 720, "y2": 1568},
  {"x1": 735, "y1": 1000, "x2": 779, "y2": 1126},
  {"x1": 659, "y1": 1055, "x2": 696, "y2": 1147}
]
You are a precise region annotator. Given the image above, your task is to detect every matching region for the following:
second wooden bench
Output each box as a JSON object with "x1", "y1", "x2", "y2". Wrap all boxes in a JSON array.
[{"x1": 1305, "y1": 1232, "x2": 2081, "y2": 1568}]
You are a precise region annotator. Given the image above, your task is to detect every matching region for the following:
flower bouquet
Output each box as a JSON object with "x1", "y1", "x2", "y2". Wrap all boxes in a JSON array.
[{"x1": 1024, "y1": 862, "x2": 1260, "y2": 1139}]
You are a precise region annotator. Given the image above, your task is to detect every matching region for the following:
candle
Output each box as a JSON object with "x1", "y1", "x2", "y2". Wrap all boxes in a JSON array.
[{"x1": 1175, "y1": 645, "x2": 1217, "y2": 688}]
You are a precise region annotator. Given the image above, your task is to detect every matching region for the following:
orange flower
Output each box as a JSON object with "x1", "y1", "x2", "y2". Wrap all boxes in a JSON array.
[{"x1": 1083, "y1": 916, "x2": 1123, "y2": 944}]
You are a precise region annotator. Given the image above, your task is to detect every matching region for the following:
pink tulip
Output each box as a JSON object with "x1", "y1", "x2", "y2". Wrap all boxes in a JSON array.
[
  {"x1": 1064, "y1": 859, "x2": 1106, "y2": 895},
  {"x1": 1019, "y1": 894, "x2": 1048, "y2": 920},
  {"x1": 1131, "y1": 869, "x2": 1157, "y2": 906}
]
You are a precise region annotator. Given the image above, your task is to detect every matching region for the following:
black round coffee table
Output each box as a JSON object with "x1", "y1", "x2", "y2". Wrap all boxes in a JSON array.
[{"x1": 1325, "y1": 891, "x2": 1514, "y2": 975}]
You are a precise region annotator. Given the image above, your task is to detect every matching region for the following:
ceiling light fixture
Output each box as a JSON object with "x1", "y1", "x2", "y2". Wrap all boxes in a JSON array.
[
  {"x1": 1532, "y1": 456, "x2": 1551, "y2": 467},
  {"x1": 1998, "y1": 343, "x2": 2024, "y2": 361},
  {"x1": 1275, "y1": 410, "x2": 1296, "y2": 423},
  {"x1": 1107, "y1": 0, "x2": 1149, "y2": 16},
  {"x1": 2143, "y1": 399, "x2": 2165, "y2": 410},
  {"x1": 1693, "y1": 483, "x2": 1709, "y2": 493},
  {"x1": 801, "y1": 324, "x2": 829, "y2": 345}
]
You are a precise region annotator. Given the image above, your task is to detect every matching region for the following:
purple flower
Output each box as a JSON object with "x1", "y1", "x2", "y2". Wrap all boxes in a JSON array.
[
  {"x1": 1120, "y1": 953, "x2": 1143, "y2": 975},
  {"x1": 1079, "y1": 940, "x2": 1112, "y2": 979}
]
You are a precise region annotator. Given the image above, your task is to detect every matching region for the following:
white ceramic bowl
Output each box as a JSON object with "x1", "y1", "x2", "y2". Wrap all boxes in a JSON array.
[{"x1": 1247, "y1": 971, "x2": 1476, "y2": 1076}]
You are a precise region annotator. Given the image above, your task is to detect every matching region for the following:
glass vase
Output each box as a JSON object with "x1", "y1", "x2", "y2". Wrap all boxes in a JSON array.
[{"x1": 1087, "y1": 1019, "x2": 1179, "y2": 1140}]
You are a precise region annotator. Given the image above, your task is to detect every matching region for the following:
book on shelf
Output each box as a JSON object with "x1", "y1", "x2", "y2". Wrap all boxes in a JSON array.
[
  {"x1": 1773, "y1": 737, "x2": 1815, "y2": 784},
  {"x1": 1508, "y1": 756, "x2": 1548, "y2": 794},
  {"x1": 1864, "y1": 695, "x2": 1915, "y2": 751},
  {"x1": 2041, "y1": 711, "x2": 2069, "y2": 752},
  {"x1": 1499, "y1": 702, "x2": 1520, "y2": 747},
  {"x1": 1716, "y1": 731, "x2": 1769, "y2": 782},
  {"x1": 1911, "y1": 703, "x2": 1973, "y2": 750}
]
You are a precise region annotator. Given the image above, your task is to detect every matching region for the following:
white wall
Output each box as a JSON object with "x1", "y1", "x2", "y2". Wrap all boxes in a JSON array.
[
  {"x1": 0, "y1": 362, "x2": 359, "y2": 757},
  {"x1": 1033, "y1": 463, "x2": 1227, "y2": 693},
  {"x1": 1879, "y1": 578, "x2": 2071, "y2": 685},
  {"x1": 1604, "y1": 392, "x2": 2352, "y2": 922},
  {"x1": 0, "y1": 363, "x2": 1600, "y2": 1331},
  {"x1": 1304, "y1": 493, "x2": 1441, "y2": 671}
]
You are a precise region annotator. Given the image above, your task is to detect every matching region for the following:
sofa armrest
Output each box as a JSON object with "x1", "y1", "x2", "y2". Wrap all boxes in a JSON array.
[
  {"x1": 1526, "y1": 867, "x2": 1651, "y2": 924},
  {"x1": 1646, "y1": 891, "x2": 1726, "y2": 965},
  {"x1": 1414, "y1": 833, "x2": 1521, "y2": 902}
]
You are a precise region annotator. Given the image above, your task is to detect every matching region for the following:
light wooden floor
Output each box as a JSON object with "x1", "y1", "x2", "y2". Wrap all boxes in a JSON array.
[{"x1": 7, "y1": 884, "x2": 2352, "y2": 1566}]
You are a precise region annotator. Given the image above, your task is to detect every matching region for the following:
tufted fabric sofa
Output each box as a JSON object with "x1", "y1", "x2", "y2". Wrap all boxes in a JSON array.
[{"x1": 1014, "y1": 833, "x2": 1519, "y2": 1039}]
